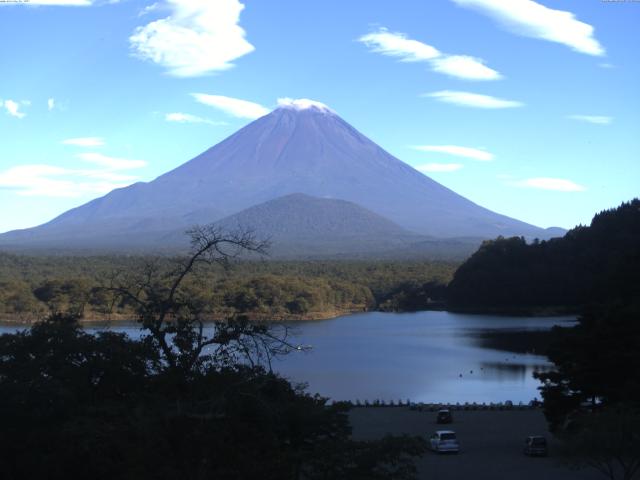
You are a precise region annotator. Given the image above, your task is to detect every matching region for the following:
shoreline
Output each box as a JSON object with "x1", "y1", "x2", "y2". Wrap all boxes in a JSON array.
[
  {"x1": 0, "y1": 307, "x2": 368, "y2": 326},
  {"x1": 0, "y1": 304, "x2": 578, "y2": 326},
  {"x1": 446, "y1": 305, "x2": 580, "y2": 317}
]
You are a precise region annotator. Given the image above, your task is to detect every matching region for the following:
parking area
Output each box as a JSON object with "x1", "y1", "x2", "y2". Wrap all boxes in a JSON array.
[{"x1": 349, "y1": 407, "x2": 601, "y2": 480}]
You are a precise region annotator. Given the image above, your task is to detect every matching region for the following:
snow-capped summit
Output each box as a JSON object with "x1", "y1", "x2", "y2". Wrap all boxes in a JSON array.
[{"x1": 276, "y1": 97, "x2": 334, "y2": 114}]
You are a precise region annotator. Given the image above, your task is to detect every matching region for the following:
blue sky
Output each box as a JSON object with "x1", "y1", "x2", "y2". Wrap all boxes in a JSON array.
[{"x1": 0, "y1": 0, "x2": 638, "y2": 233}]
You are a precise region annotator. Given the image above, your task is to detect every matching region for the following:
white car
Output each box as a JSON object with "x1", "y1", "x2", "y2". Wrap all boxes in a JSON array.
[{"x1": 429, "y1": 430, "x2": 460, "y2": 453}]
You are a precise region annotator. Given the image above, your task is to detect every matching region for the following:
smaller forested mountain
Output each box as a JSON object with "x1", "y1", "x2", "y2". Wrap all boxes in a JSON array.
[
  {"x1": 447, "y1": 199, "x2": 640, "y2": 311},
  {"x1": 217, "y1": 193, "x2": 411, "y2": 238},
  {"x1": 162, "y1": 193, "x2": 420, "y2": 257}
]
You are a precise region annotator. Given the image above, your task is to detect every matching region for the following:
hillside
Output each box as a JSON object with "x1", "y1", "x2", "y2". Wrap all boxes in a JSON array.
[
  {"x1": 204, "y1": 193, "x2": 419, "y2": 257},
  {"x1": 447, "y1": 199, "x2": 640, "y2": 312}
]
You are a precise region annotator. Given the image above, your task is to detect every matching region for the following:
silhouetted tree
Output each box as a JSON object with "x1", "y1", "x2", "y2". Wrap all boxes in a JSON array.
[
  {"x1": 107, "y1": 225, "x2": 287, "y2": 373},
  {"x1": 0, "y1": 226, "x2": 427, "y2": 479},
  {"x1": 559, "y1": 406, "x2": 640, "y2": 480},
  {"x1": 447, "y1": 199, "x2": 640, "y2": 312},
  {"x1": 535, "y1": 300, "x2": 640, "y2": 480},
  {"x1": 535, "y1": 302, "x2": 640, "y2": 430}
]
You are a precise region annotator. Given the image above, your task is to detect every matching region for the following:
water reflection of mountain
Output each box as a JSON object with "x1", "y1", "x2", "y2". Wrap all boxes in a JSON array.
[
  {"x1": 480, "y1": 362, "x2": 551, "y2": 381},
  {"x1": 466, "y1": 328, "x2": 555, "y2": 355}
]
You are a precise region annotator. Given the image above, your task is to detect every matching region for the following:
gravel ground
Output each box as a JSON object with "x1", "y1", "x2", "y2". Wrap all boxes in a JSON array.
[{"x1": 349, "y1": 407, "x2": 601, "y2": 480}]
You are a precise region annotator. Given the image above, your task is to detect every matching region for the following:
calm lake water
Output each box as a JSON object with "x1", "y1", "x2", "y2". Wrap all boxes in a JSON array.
[{"x1": 0, "y1": 311, "x2": 575, "y2": 404}]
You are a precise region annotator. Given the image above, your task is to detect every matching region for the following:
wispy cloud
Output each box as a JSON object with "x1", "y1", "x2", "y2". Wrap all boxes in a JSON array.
[
  {"x1": 0, "y1": 141, "x2": 148, "y2": 198},
  {"x1": 568, "y1": 115, "x2": 612, "y2": 125},
  {"x1": 47, "y1": 98, "x2": 56, "y2": 111},
  {"x1": 77, "y1": 152, "x2": 147, "y2": 170},
  {"x1": 451, "y1": 0, "x2": 605, "y2": 56},
  {"x1": 416, "y1": 163, "x2": 464, "y2": 173},
  {"x1": 513, "y1": 177, "x2": 586, "y2": 192},
  {"x1": 138, "y1": 2, "x2": 159, "y2": 16},
  {"x1": 191, "y1": 93, "x2": 269, "y2": 119},
  {"x1": 359, "y1": 28, "x2": 501, "y2": 81},
  {"x1": 429, "y1": 55, "x2": 501, "y2": 81},
  {"x1": 130, "y1": 0, "x2": 254, "y2": 77},
  {"x1": 412, "y1": 145, "x2": 494, "y2": 161},
  {"x1": 62, "y1": 137, "x2": 105, "y2": 147},
  {"x1": 359, "y1": 28, "x2": 439, "y2": 62},
  {"x1": 0, "y1": 164, "x2": 132, "y2": 198},
  {"x1": 425, "y1": 90, "x2": 524, "y2": 109},
  {"x1": 165, "y1": 112, "x2": 226, "y2": 125},
  {"x1": 0, "y1": 99, "x2": 28, "y2": 118},
  {"x1": 0, "y1": 0, "x2": 94, "y2": 5}
]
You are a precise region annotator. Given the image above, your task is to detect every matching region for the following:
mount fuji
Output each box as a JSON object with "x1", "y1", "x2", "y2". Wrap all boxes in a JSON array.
[{"x1": 0, "y1": 99, "x2": 561, "y2": 254}]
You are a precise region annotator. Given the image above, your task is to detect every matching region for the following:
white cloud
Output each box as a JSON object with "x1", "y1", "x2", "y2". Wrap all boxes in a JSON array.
[
  {"x1": 1, "y1": 131, "x2": 147, "y2": 198},
  {"x1": 138, "y1": 2, "x2": 159, "y2": 16},
  {"x1": 1, "y1": 0, "x2": 94, "y2": 5},
  {"x1": 430, "y1": 55, "x2": 501, "y2": 81},
  {"x1": 77, "y1": 152, "x2": 147, "y2": 170},
  {"x1": 514, "y1": 177, "x2": 586, "y2": 192},
  {"x1": 130, "y1": 0, "x2": 254, "y2": 77},
  {"x1": 451, "y1": 0, "x2": 605, "y2": 56},
  {"x1": 165, "y1": 112, "x2": 226, "y2": 125},
  {"x1": 62, "y1": 137, "x2": 105, "y2": 147},
  {"x1": 412, "y1": 145, "x2": 494, "y2": 161},
  {"x1": 358, "y1": 28, "x2": 501, "y2": 80},
  {"x1": 358, "y1": 29, "x2": 440, "y2": 62},
  {"x1": 1, "y1": 99, "x2": 27, "y2": 118},
  {"x1": 47, "y1": 98, "x2": 55, "y2": 111},
  {"x1": 568, "y1": 115, "x2": 612, "y2": 125},
  {"x1": 416, "y1": 163, "x2": 464, "y2": 173},
  {"x1": 191, "y1": 93, "x2": 269, "y2": 119},
  {"x1": 598, "y1": 63, "x2": 614, "y2": 69},
  {"x1": 425, "y1": 90, "x2": 524, "y2": 109},
  {"x1": 0, "y1": 164, "x2": 130, "y2": 198}
]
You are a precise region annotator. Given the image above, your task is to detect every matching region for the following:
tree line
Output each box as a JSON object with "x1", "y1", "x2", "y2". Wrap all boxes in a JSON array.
[
  {"x1": 0, "y1": 256, "x2": 455, "y2": 322},
  {"x1": 447, "y1": 199, "x2": 640, "y2": 313}
]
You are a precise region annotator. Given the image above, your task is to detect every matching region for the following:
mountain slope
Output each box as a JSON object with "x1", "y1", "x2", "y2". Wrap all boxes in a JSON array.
[
  {"x1": 162, "y1": 193, "x2": 422, "y2": 257},
  {"x1": 216, "y1": 193, "x2": 411, "y2": 239},
  {"x1": 0, "y1": 99, "x2": 558, "y2": 251}
]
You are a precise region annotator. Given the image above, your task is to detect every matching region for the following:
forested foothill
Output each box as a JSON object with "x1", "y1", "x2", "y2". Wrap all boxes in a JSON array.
[{"x1": 448, "y1": 199, "x2": 640, "y2": 314}]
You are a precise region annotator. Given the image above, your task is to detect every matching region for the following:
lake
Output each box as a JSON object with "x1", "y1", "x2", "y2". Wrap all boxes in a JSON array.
[
  {"x1": 276, "y1": 311, "x2": 575, "y2": 404},
  {"x1": 0, "y1": 311, "x2": 574, "y2": 404}
]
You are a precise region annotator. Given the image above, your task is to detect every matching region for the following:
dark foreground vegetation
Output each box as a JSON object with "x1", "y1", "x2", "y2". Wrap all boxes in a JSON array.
[
  {"x1": 0, "y1": 226, "x2": 427, "y2": 480},
  {"x1": 450, "y1": 200, "x2": 640, "y2": 480},
  {"x1": 0, "y1": 254, "x2": 455, "y2": 322},
  {"x1": 448, "y1": 199, "x2": 640, "y2": 314},
  {"x1": 533, "y1": 300, "x2": 640, "y2": 480},
  {"x1": 0, "y1": 316, "x2": 426, "y2": 480}
]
